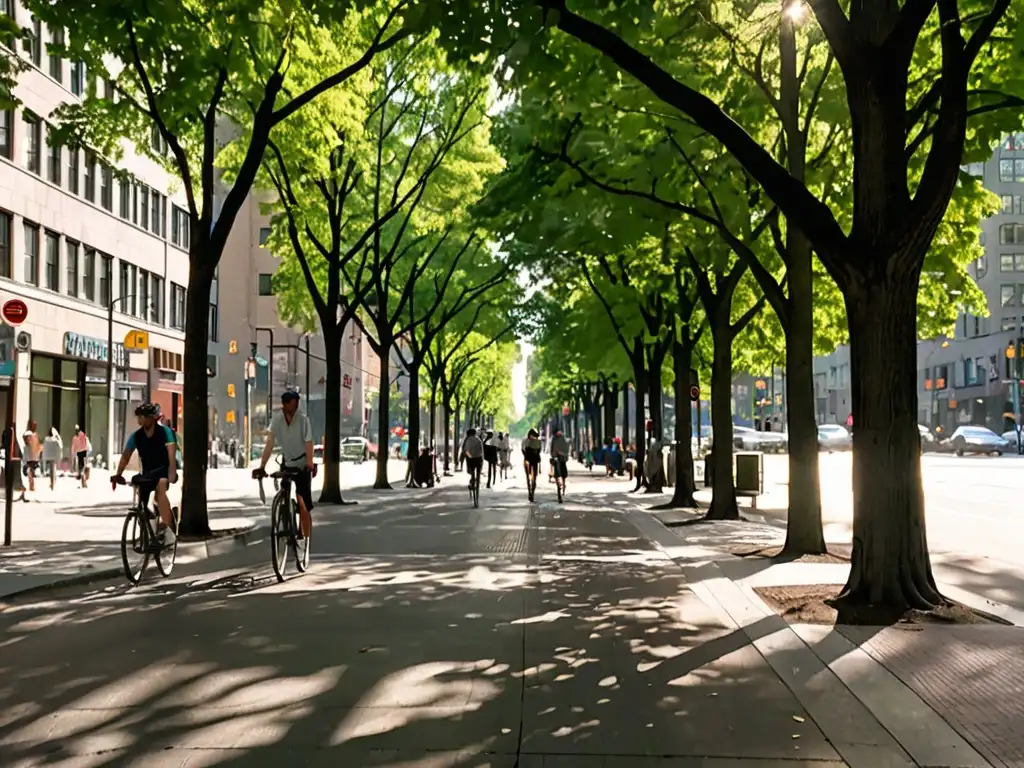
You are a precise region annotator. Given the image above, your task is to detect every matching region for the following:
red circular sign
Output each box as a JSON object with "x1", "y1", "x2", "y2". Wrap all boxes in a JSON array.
[
  {"x1": 689, "y1": 385, "x2": 700, "y2": 402},
  {"x1": 2, "y1": 299, "x2": 27, "y2": 325}
]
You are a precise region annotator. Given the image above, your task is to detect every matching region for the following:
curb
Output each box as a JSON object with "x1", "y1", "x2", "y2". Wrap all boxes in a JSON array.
[{"x1": 0, "y1": 524, "x2": 267, "y2": 603}]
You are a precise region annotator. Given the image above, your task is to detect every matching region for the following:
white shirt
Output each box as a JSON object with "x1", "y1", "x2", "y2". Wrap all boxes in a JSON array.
[
  {"x1": 462, "y1": 435, "x2": 484, "y2": 459},
  {"x1": 269, "y1": 410, "x2": 313, "y2": 468}
]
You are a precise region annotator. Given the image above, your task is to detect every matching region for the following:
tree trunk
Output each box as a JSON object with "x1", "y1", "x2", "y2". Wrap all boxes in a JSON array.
[
  {"x1": 405, "y1": 362, "x2": 420, "y2": 488},
  {"x1": 781, "y1": 240, "x2": 825, "y2": 553},
  {"x1": 837, "y1": 274, "x2": 940, "y2": 613},
  {"x1": 179, "y1": 256, "x2": 214, "y2": 537},
  {"x1": 318, "y1": 327, "x2": 350, "y2": 504},
  {"x1": 622, "y1": 382, "x2": 630, "y2": 448},
  {"x1": 603, "y1": 382, "x2": 616, "y2": 444},
  {"x1": 656, "y1": 335, "x2": 696, "y2": 508},
  {"x1": 429, "y1": 382, "x2": 437, "y2": 479},
  {"x1": 705, "y1": 327, "x2": 739, "y2": 520},
  {"x1": 632, "y1": 353, "x2": 647, "y2": 491},
  {"x1": 373, "y1": 340, "x2": 392, "y2": 490},
  {"x1": 446, "y1": 399, "x2": 454, "y2": 474}
]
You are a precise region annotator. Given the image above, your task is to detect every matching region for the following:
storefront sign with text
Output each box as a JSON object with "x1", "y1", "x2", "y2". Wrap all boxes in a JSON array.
[{"x1": 63, "y1": 332, "x2": 128, "y2": 368}]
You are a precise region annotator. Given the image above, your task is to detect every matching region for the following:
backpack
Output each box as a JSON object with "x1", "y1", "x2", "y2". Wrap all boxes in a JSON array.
[{"x1": 165, "y1": 425, "x2": 183, "y2": 467}]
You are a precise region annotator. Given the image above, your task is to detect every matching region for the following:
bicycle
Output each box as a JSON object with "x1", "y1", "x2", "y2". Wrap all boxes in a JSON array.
[
  {"x1": 113, "y1": 471, "x2": 180, "y2": 585},
  {"x1": 256, "y1": 460, "x2": 315, "y2": 582}
]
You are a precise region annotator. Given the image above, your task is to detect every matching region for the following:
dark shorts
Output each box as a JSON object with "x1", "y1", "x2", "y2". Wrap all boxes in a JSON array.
[
  {"x1": 466, "y1": 457, "x2": 483, "y2": 474},
  {"x1": 551, "y1": 456, "x2": 568, "y2": 479},
  {"x1": 484, "y1": 446, "x2": 498, "y2": 464},
  {"x1": 76, "y1": 451, "x2": 88, "y2": 474},
  {"x1": 523, "y1": 450, "x2": 540, "y2": 469},
  {"x1": 291, "y1": 468, "x2": 314, "y2": 513}
]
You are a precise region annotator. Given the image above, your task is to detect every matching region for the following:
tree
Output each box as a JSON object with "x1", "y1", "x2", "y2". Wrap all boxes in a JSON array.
[{"x1": 31, "y1": 0, "x2": 412, "y2": 534}]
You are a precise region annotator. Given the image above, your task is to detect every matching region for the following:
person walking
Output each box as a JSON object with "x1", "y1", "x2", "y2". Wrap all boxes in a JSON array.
[
  {"x1": 70, "y1": 426, "x2": 90, "y2": 488},
  {"x1": 483, "y1": 430, "x2": 499, "y2": 488},
  {"x1": 22, "y1": 420, "x2": 40, "y2": 495}
]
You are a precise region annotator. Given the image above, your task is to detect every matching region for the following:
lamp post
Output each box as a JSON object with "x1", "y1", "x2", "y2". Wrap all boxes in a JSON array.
[
  {"x1": 107, "y1": 294, "x2": 154, "y2": 459},
  {"x1": 1005, "y1": 341, "x2": 1021, "y2": 452}
]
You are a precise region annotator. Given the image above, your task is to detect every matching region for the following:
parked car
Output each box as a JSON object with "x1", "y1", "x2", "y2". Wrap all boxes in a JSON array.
[
  {"x1": 918, "y1": 424, "x2": 937, "y2": 452},
  {"x1": 817, "y1": 424, "x2": 852, "y2": 452},
  {"x1": 949, "y1": 425, "x2": 1012, "y2": 456},
  {"x1": 732, "y1": 425, "x2": 788, "y2": 453},
  {"x1": 341, "y1": 436, "x2": 376, "y2": 463},
  {"x1": 1001, "y1": 429, "x2": 1023, "y2": 454}
]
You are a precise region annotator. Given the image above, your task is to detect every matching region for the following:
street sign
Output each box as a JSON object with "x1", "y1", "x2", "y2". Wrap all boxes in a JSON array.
[
  {"x1": 254, "y1": 355, "x2": 268, "y2": 367},
  {"x1": 689, "y1": 385, "x2": 700, "y2": 402},
  {"x1": 2, "y1": 299, "x2": 28, "y2": 325},
  {"x1": 123, "y1": 329, "x2": 149, "y2": 351}
]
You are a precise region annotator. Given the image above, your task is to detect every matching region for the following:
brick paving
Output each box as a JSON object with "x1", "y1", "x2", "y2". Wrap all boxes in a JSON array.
[{"x1": 840, "y1": 623, "x2": 1024, "y2": 767}]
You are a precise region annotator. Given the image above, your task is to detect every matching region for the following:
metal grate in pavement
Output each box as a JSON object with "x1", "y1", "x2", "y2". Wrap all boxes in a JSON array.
[{"x1": 473, "y1": 527, "x2": 532, "y2": 554}]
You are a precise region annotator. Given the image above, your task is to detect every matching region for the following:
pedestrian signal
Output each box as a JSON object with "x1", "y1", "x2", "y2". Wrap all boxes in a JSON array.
[
  {"x1": 228, "y1": 340, "x2": 238, "y2": 354},
  {"x1": 227, "y1": 383, "x2": 236, "y2": 398}
]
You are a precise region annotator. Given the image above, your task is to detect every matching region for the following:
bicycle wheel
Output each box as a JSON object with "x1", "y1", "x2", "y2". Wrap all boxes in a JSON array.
[
  {"x1": 156, "y1": 506, "x2": 180, "y2": 577},
  {"x1": 121, "y1": 511, "x2": 149, "y2": 585},
  {"x1": 270, "y1": 492, "x2": 289, "y2": 582},
  {"x1": 293, "y1": 498, "x2": 310, "y2": 573}
]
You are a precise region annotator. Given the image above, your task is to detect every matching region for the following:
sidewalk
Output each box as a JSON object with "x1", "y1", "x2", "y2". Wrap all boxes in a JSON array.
[
  {"x1": 2, "y1": 471, "x2": 1019, "y2": 765},
  {"x1": 0, "y1": 459, "x2": 411, "y2": 598}
]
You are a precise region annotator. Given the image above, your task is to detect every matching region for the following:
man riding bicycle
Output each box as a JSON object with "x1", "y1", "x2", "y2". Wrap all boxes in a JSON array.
[
  {"x1": 550, "y1": 429, "x2": 570, "y2": 490},
  {"x1": 112, "y1": 402, "x2": 177, "y2": 546},
  {"x1": 461, "y1": 428, "x2": 484, "y2": 490},
  {"x1": 253, "y1": 389, "x2": 315, "y2": 539}
]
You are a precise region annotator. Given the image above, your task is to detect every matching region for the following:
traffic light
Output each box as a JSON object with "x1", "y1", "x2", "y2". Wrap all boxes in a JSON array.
[
  {"x1": 228, "y1": 340, "x2": 238, "y2": 355},
  {"x1": 226, "y1": 410, "x2": 236, "y2": 424},
  {"x1": 227, "y1": 383, "x2": 236, "y2": 398},
  {"x1": 250, "y1": 342, "x2": 257, "y2": 357}
]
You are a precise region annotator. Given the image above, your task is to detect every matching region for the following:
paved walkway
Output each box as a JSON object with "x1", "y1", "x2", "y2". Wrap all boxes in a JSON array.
[{"x1": 1, "y1": 467, "x2": 1017, "y2": 766}]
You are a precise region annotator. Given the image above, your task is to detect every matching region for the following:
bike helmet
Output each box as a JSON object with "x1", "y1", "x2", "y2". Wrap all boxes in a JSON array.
[
  {"x1": 280, "y1": 388, "x2": 300, "y2": 403},
  {"x1": 136, "y1": 402, "x2": 160, "y2": 417}
]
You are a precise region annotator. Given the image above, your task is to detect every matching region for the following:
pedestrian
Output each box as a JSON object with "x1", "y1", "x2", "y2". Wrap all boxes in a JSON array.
[
  {"x1": 22, "y1": 420, "x2": 40, "y2": 495},
  {"x1": 71, "y1": 425, "x2": 90, "y2": 488},
  {"x1": 483, "y1": 430, "x2": 498, "y2": 488}
]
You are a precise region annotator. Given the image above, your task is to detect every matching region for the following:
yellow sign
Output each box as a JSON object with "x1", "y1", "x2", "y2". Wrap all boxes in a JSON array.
[
  {"x1": 226, "y1": 410, "x2": 236, "y2": 424},
  {"x1": 227, "y1": 383, "x2": 236, "y2": 398},
  {"x1": 228, "y1": 340, "x2": 238, "y2": 355},
  {"x1": 123, "y1": 330, "x2": 149, "y2": 350}
]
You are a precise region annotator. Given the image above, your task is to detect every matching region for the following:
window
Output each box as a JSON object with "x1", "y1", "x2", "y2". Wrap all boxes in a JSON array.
[
  {"x1": 83, "y1": 150, "x2": 95, "y2": 202},
  {"x1": 47, "y1": 26, "x2": 62, "y2": 81},
  {"x1": 258, "y1": 273, "x2": 274, "y2": 295},
  {"x1": 66, "y1": 146, "x2": 78, "y2": 194},
  {"x1": 119, "y1": 177, "x2": 130, "y2": 218},
  {"x1": 999, "y1": 223, "x2": 1024, "y2": 245},
  {"x1": 1001, "y1": 254, "x2": 1015, "y2": 271},
  {"x1": 934, "y1": 364, "x2": 949, "y2": 390},
  {"x1": 1003, "y1": 317, "x2": 1017, "y2": 332},
  {"x1": 1003, "y1": 194, "x2": 1014, "y2": 214},
  {"x1": 964, "y1": 358, "x2": 975, "y2": 386},
  {"x1": 0, "y1": 211, "x2": 10, "y2": 278},
  {"x1": 976, "y1": 255, "x2": 987, "y2": 278},
  {"x1": 149, "y1": 123, "x2": 167, "y2": 156},
  {"x1": 209, "y1": 303, "x2": 218, "y2": 341},
  {"x1": 24, "y1": 16, "x2": 40, "y2": 67},
  {"x1": 23, "y1": 221, "x2": 38, "y2": 285},
  {"x1": 171, "y1": 205, "x2": 190, "y2": 249},
  {"x1": 100, "y1": 163, "x2": 112, "y2": 210},
  {"x1": 82, "y1": 248, "x2": 95, "y2": 301},
  {"x1": 139, "y1": 268, "x2": 149, "y2": 318},
  {"x1": 150, "y1": 191, "x2": 160, "y2": 235},
  {"x1": 119, "y1": 261, "x2": 130, "y2": 309},
  {"x1": 1001, "y1": 284, "x2": 1016, "y2": 307},
  {"x1": 150, "y1": 274, "x2": 164, "y2": 324},
  {"x1": 65, "y1": 240, "x2": 78, "y2": 297},
  {"x1": 22, "y1": 112, "x2": 40, "y2": 174},
  {"x1": 170, "y1": 283, "x2": 186, "y2": 330},
  {"x1": 46, "y1": 127, "x2": 60, "y2": 184},
  {"x1": 129, "y1": 264, "x2": 137, "y2": 315},
  {"x1": 258, "y1": 226, "x2": 271, "y2": 245},
  {"x1": 140, "y1": 185, "x2": 149, "y2": 229},
  {"x1": 99, "y1": 253, "x2": 112, "y2": 307},
  {"x1": 103, "y1": 79, "x2": 114, "y2": 100},
  {"x1": 1004, "y1": 133, "x2": 1024, "y2": 152},
  {"x1": 0, "y1": 108, "x2": 10, "y2": 159},
  {"x1": 70, "y1": 61, "x2": 85, "y2": 96},
  {"x1": 43, "y1": 230, "x2": 58, "y2": 290}
]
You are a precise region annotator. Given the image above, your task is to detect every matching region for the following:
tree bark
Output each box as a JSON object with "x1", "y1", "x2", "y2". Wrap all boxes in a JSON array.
[
  {"x1": 656, "y1": 335, "x2": 697, "y2": 508},
  {"x1": 837, "y1": 273, "x2": 941, "y2": 612},
  {"x1": 622, "y1": 382, "x2": 630, "y2": 448},
  {"x1": 318, "y1": 327, "x2": 351, "y2": 505},
  {"x1": 781, "y1": 239, "x2": 825, "y2": 553},
  {"x1": 603, "y1": 381, "x2": 616, "y2": 444},
  {"x1": 645, "y1": 347, "x2": 666, "y2": 493},
  {"x1": 373, "y1": 340, "x2": 392, "y2": 489},
  {"x1": 705, "y1": 325, "x2": 739, "y2": 520},
  {"x1": 179, "y1": 255, "x2": 214, "y2": 537}
]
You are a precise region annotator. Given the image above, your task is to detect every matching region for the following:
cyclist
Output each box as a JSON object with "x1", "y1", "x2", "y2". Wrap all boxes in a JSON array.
[
  {"x1": 253, "y1": 389, "x2": 315, "y2": 539},
  {"x1": 550, "y1": 429, "x2": 570, "y2": 494},
  {"x1": 461, "y1": 428, "x2": 484, "y2": 491},
  {"x1": 522, "y1": 429, "x2": 542, "y2": 499},
  {"x1": 112, "y1": 402, "x2": 177, "y2": 546}
]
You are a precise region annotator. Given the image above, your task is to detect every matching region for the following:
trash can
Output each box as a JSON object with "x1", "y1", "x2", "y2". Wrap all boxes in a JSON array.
[{"x1": 734, "y1": 451, "x2": 763, "y2": 495}]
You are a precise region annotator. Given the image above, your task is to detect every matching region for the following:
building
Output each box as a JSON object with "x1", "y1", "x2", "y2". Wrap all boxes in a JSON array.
[
  {"x1": 209, "y1": 191, "x2": 378, "y2": 458},
  {"x1": 814, "y1": 135, "x2": 1024, "y2": 434},
  {"x1": 0, "y1": 2, "x2": 190, "y2": 465}
]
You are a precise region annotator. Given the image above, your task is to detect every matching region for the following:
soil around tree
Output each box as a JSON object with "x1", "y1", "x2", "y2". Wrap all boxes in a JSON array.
[
  {"x1": 754, "y1": 584, "x2": 995, "y2": 626},
  {"x1": 729, "y1": 544, "x2": 850, "y2": 564}
]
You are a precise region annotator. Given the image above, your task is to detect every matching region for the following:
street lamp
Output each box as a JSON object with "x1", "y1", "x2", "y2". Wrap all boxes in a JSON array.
[{"x1": 107, "y1": 294, "x2": 156, "y2": 452}]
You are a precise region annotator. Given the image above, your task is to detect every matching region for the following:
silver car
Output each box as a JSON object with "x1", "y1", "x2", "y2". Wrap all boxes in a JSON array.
[
  {"x1": 817, "y1": 424, "x2": 852, "y2": 452},
  {"x1": 732, "y1": 425, "x2": 788, "y2": 453},
  {"x1": 950, "y1": 426, "x2": 1012, "y2": 456}
]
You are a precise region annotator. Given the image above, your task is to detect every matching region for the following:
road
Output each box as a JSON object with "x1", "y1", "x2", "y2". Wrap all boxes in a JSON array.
[{"x1": 742, "y1": 452, "x2": 1024, "y2": 613}]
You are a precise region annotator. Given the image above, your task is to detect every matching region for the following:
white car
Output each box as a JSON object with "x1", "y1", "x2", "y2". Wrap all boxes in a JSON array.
[
  {"x1": 732, "y1": 425, "x2": 788, "y2": 453},
  {"x1": 817, "y1": 424, "x2": 852, "y2": 452}
]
